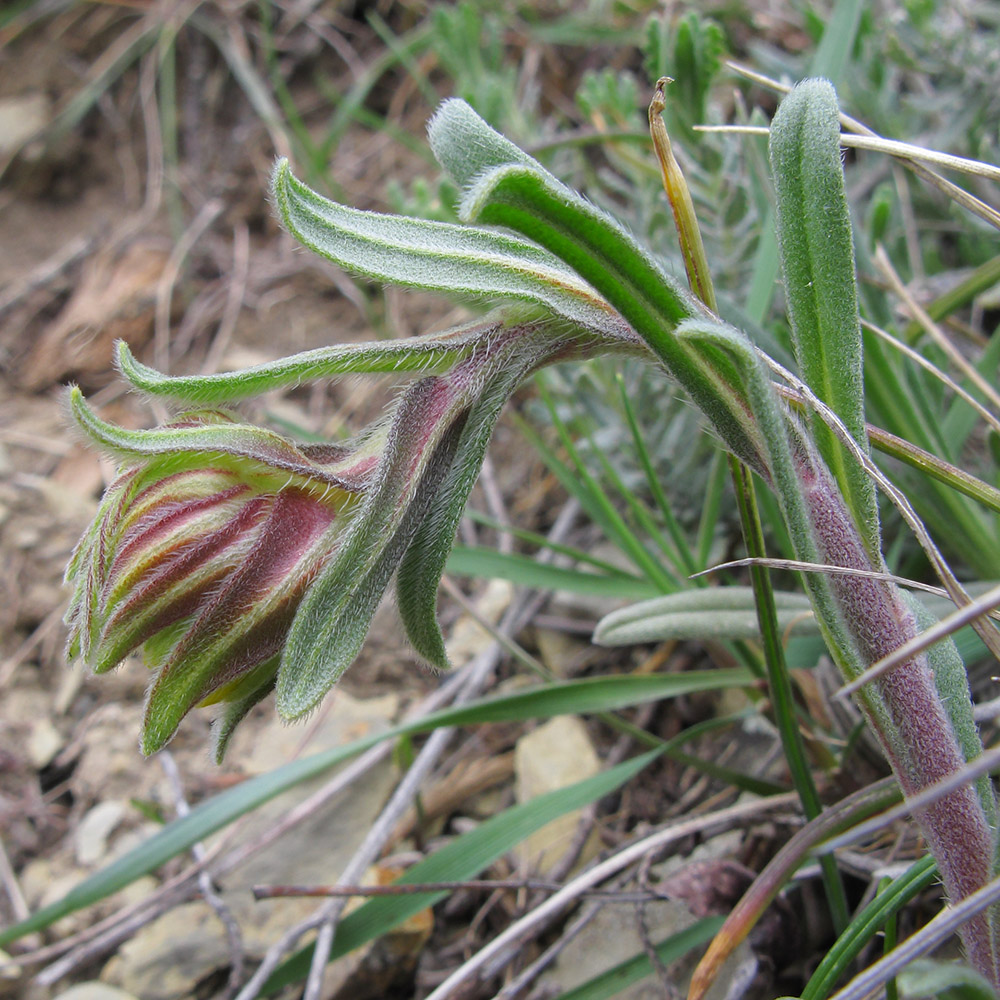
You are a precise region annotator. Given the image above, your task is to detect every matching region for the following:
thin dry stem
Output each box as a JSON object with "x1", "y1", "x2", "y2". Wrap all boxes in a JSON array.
[
  {"x1": 874, "y1": 244, "x2": 1000, "y2": 414},
  {"x1": 422, "y1": 793, "x2": 800, "y2": 1000}
]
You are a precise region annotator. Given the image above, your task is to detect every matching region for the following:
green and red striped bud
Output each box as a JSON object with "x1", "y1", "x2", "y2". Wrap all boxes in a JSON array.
[{"x1": 64, "y1": 405, "x2": 382, "y2": 754}]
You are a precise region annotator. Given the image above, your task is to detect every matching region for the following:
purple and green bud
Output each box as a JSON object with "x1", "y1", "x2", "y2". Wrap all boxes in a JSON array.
[
  {"x1": 65, "y1": 404, "x2": 375, "y2": 755},
  {"x1": 64, "y1": 305, "x2": 635, "y2": 757}
]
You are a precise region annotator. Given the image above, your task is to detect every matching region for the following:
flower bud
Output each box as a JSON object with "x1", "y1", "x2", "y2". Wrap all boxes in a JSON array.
[{"x1": 65, "y1": 405, "x2": 369, "y2": 754}]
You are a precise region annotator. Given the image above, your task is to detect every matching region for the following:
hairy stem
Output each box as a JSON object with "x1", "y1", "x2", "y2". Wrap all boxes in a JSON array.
[{"x1": 796, "y1": 448, "x2": 997, "y2": 984}]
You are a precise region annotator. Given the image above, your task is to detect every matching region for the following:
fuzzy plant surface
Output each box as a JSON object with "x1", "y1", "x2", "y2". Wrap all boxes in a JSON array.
[{"x1": 65, "y1": 81, "x2": 999, "y2": 986}]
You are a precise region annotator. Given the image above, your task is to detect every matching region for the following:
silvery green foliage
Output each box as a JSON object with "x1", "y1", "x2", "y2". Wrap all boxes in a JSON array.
[
  {"x1": 427, "y1": 93, "x2": 998, "y2": 983},
  {"x1": 65, "y1": 91, "x2": 1000, "y2": 984}
]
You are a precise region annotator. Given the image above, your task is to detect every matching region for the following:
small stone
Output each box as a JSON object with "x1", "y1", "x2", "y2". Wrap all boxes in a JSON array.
[
  {"x1": 445, "y1": 579, "x2": 513, "y2": 664},
  {"x1": 75, "y1": 801, "x2": 127, "y2": 867},
  {"x1": 100, "y1": 902, "x2": 228, "y2": 1000},
  {"x1": 0, "y1": 949, "x2": 22, "y2": 993},
  {"x1": 514, "y1": 715, "x2": 601, "y2": 872},
  {"x1": 538, "y1": 894, "x2": 755, "y2": 1000},
  {"x1": 0, "y1": 94, "x2": 50, "y2": 153},
  {"x1": 52, "y1": 984, "x2": 139, "y2": 1000},
  {"x1": 214, "y1": 690, "x2": 402, "y2": 955},
  {"x1": 534, "y1": 627, "x2": 585, "y2": 678},
  {"x1": 27, "y1": 718, "x2": 63, "y2": 769}
]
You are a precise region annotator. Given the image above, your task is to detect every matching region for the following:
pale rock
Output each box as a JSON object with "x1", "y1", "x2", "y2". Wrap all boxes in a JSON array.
[
  {"x1": 18, "y1": 859, "x2": 91, "y2": 939},
  {"x1": 224, "y1": 688, "x2": 399, "y2": 777},
  {"x1": 213, "y1": 690, "x2": 402, "y2": 955},
  {"x1": 101, "y1": 902, "x2": 228, "y2": 1000},
  {"x1": 27, "y1": 718, "x2": 62, "y2": 769},
  {"x1": 54, "y1": 660, "x2": 85, "y2": 715},
  {"x1": 52, "y1": 983, "x2": 139, "y2": 1000},
  {"x1": 538, "y1": 896, "x2": 754, "y2": 1000},
  {"x1": 75, "y1": 800, "x2": 127, "y2": 866},
  {"x1": 71, "y1": 702, "x2": 160, "y2": 806},
  {"x1": 534, "y1": 626, "x2": 585, "y2": 678},
  {"x1": 445, "y1": 578, "x2": 513, "y2": 664},
  {"x1": 0, "y1": 948, "x2": 22, "y2": 995},
  {"x1": 514, "y1": 715, "x2": 601, "y2": 872},
  {"x1": 0, "y1": 94, "x2": 50, "y2": 153}
]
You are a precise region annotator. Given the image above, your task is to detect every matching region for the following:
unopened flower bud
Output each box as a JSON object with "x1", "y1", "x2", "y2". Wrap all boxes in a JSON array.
[{"x1": 65, "y1": 404, "x2": 368, "y2": 754}]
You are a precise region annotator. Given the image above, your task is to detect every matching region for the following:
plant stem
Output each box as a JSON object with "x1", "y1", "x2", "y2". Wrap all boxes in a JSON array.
[{"x1": 651, "y1": 84, "x2": 849, "y2": 931}]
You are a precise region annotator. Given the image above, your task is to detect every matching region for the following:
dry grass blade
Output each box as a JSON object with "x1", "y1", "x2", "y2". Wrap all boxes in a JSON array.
[
  {"x1": 861, "y1": 318, "x2": 1000, "y2": 439},
  {"x1": 695, "y1": 125, "x2": 1000, "y2": 183},
  {"x1": 153, "y1": 199, "x2": 224, "y2": 374},
  {"x1": 818, "y1": 744, "x2": 1000, "y2": 856},
  {"x1": 726, "y1": 61, "x2": 1000, "y2": 231},
  {"x1": 874, "y1": 244, "x2": 1000, "y2": 415},
  {"x1": 421, "y1": 793, "x2": 800, "y2": 1000},
  {"x1": 691, "y1": 557, "x2": 995, "y2": 611}
]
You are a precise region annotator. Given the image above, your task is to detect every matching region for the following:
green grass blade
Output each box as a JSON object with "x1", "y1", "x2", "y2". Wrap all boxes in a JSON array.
[
  {"x1": 261, "y1": 749, "x2": 665, "y2": 992},
  {"x1": 801, "y1": 856, "x2": 939, "y2": 1000},
  {"x1": 583, "y1": 426, "x2": 686, "y2": 587},
  {"x1": 0, "y1": 671, "x2": 752, "y2": 946},
  {"x1": 463, "y1": 509, "x2": 643, "y2": 578},
  {"x1": 616, "y1": 373, "x2": 700, "y2": 576},
  {"x1": 558, "y1": 917, "x2": 724, "y2": 1000},
  {"x1": 809, "y1": 0, "x2": 866, "y2": 83},
  {"x1": 446, "y1": 546, "x2": 660, "y2": 600},
  {"x1": 696, "y1": 449, "x2": 729, "y2": 571},
  {"x1": 537, "y1": 380, "x2": 677, "y2": 591},
  {"x1": 513, "y1": 411, "x2": 647, "y2": 563},
  {"x1": 731, "y1": 458, "x2": 849, "y2": 931}
]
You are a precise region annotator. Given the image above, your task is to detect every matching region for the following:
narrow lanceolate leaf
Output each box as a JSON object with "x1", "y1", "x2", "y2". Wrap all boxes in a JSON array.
[
  {"x1": 276, "y1": 376, "x2": 463, "y2": 719},
  {"x1": 397, "y1": 343, "x2": 550, "y2": 667},
  {"x1": 116, "y1": 324, "x2": 488, "y2": 404},
  {"x1": 271, "y1": 158, "x2": 626, "y2": 335},
  {"x1": 427, "y1": 100, "x2": 767, "y2": 474},
  {"x1": 594, "y1": 586, "x2": 815, "y2": 646},
  {"x1": 769, "y1": 79, "x2": 880, "y2": 559},
  {"x1": 68, "y1": 388, "x2": 368, "y2": 495}
]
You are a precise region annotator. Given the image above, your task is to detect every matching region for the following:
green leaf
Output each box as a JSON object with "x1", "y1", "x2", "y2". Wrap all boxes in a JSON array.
[
  {"x1": 262, "y1": 748, "x2": 664, "y2": 992},
  {"x1": 445, "y1": 546, "x2": 660, "y2": 600},
  {"x1": 897, "y1": 959, "x2": 997, "y2": 1000},
  {"x1": 272, "y1": 158, "x2": 621, "y2": 334},
  {"x1": 427, "y1": 100, "x2": 767, "y2": 472},
  {"x1": 397, "y1": 344, "x2": 552, "y2": 667},
  {"x1": 116, "y1": 328, "x2": 482, "y2": 404},
  {"x1": 277, "y1": 388, "x2": 463, "y2": 718},
  {"x1": 769, "y1": 79, "x2": 880, "y2": 559},
  {"x1": 673, "y1": 319, "x2": 892, "y2": 734},
  {"x1": 595, "y1": 587, "x2": 815, "y2": 645}
]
